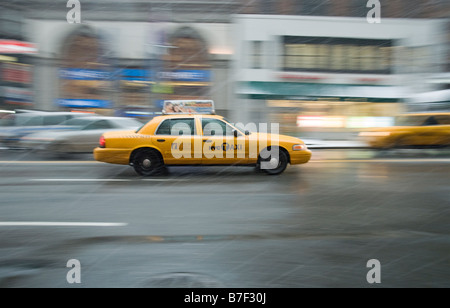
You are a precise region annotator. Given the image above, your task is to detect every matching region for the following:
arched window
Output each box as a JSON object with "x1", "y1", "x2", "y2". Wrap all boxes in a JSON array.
[
  {"x1": 165, "y1": 26, "x2": 209, "y2": 70},
  {"x1": 58, "y1": 26, "x2": 113, "y2": 110},
  {"x1": 156, "y1": 26, "x2": 211, "y2": 100}
]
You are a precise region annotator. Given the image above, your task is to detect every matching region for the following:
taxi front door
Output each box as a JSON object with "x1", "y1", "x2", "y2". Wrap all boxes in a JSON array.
[{"x1": 200, "y1": 118, "x2": 248, "y2": 165}]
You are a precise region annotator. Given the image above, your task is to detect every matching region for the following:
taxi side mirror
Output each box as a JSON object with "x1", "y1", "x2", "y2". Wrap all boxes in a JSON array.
[
  {"x1": 245, "y1": 130, "x2": 250, "y2": 135},
  {"x1": 233, "y1": 130, "x2": 239, "y2": 138}
]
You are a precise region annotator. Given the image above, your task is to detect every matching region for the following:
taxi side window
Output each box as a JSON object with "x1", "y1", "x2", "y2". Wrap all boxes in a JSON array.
[
  {"x1": 435, "y1": 115, "x2": 450, "y2": 125},
  {"x1": 156, "y1": 119, "x2": 171, "y2": 135},
  {"x1": 422, "y1": 116, "x2": 439, "y2": 126},
  {"x1": 156, "y1": 119, "x2": 195, "y2": 136},
  {"x1": 202, "y1": 119, "x2": 234, "y2": 136}
]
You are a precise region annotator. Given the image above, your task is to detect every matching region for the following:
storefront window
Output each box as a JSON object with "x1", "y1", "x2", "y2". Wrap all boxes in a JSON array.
[
  {"x1": 119, "y1": 68, "x2": 151, "y2": 107},
  {"x1": 0, "y1": 60, "x2": 33, "y2": 108},
  {"x1": 282, "y1": 36, "x2": 394, "y2": 74},
  {"x1": 267, "y1": 99, "x2": 404, "y2": 136},
  {"x1": 0, "y1": 40, "x2": 36, "y2": 109}
]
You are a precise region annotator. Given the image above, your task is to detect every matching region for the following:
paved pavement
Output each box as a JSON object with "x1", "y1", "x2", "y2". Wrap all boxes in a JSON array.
[{"x1": 0, "y1": 149, "x2": 449, "y2": 288}]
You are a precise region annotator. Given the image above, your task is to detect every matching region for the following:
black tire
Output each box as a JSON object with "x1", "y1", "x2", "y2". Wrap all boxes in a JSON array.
[
  {"x1": 258, "y1": 147, "x2": 289, "y2": 175},
  {"x1": 132, "y1": 149, "x2": 165, "y2": 176}
]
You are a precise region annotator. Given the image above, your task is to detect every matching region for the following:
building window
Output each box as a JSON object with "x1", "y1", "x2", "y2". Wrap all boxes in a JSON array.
[
  {"x1": 251, "y1": 41, "x2": 264, "y2": 69},
  {"x1": 119, "y1": 68, "x2": 151, "y2": 107},
  {"x1": 292, "y1": 0, "x2": 330, "y2": 16},
  {"x1": 282, "y1": 36, "x2": 394, "y2": 74},
  {"x1": 261, "y1": 0, "x2": 277, "y2": 14}
]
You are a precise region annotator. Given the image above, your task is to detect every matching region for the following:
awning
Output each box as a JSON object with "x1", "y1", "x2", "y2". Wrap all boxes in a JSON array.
[
  {"x1": 408, "y1": 89, "x2": 450, "y2": 103},
  {"x1": 0, "y1": 40, "x2": 38, "y2": 54},
  {"x1": 237, "y1": 82, "x2": 407, "y2": 101}
]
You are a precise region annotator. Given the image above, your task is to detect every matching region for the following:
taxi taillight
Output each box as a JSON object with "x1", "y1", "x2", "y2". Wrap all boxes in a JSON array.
[{"x1": 99, "y1": 135, "x2": 106, "y2": 148}]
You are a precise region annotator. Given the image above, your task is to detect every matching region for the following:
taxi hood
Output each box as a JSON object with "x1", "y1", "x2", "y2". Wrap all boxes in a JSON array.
[{"x1": 250, "y1": 132, "x2": 306, "y2": 145}]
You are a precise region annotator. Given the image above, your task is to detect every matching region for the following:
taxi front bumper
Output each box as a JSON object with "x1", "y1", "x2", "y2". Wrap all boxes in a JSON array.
[{"x1": 290, "y1": 149, "x2": 312, "y2": 165}]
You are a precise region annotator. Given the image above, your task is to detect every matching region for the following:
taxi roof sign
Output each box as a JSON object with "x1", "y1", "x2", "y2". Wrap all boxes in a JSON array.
[{"x1": 162, "y1": 100, "x2": 215, "y2": 115}]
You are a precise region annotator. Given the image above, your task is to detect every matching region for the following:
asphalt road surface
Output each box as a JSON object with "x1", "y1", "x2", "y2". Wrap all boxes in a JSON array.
[{"x1": 0, "y1": 149, "x2": 449, "y2": 288}]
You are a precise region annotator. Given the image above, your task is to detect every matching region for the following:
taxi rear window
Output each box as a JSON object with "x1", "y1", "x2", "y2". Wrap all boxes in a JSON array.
[{"x1": 156, "y1": 118, "x2": 195, "y2": 135}]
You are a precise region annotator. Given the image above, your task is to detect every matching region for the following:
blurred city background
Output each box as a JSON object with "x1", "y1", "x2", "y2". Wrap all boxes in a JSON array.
[
  {"x1": 1, "y1": 0, "x2": 449, "y2": 142},
  {"x1": 1, "y1": 1, "x2": 450, "y2": 289}
]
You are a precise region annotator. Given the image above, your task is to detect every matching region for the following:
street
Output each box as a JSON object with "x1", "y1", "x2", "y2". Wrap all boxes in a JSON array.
[{"x1": 0, "y1": 149, "x2": 449, "y2": 287}]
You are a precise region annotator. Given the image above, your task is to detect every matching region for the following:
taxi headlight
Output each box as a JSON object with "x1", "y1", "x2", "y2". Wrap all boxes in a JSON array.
[
  {"x1": 358, "y1": 132, "x2": 391, "y2": 137},
  {"x1": 292, "y1": 144, "x2": 307, "y2": 151}
]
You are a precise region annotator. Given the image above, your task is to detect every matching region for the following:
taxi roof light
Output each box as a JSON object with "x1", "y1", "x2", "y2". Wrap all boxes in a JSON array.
[{"x1": 162, "y1": 100, "x2": 215, "y2": 115}]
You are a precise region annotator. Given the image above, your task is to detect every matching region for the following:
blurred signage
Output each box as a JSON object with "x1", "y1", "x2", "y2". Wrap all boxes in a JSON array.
[
  {"x1": 157, "y1": 70, "x2": 211, "y2": 82},
  {"x1": 162, "y1": 100, "x2": 215, "y2": 114},
  {"x1": 1, "y1": 86, "x2": 33, "y2": 105},
  {"x1": 56, "y1": 99, "x2": 112, "y2": 108},
  {"x1": 59, "y1": 69, "x2": 210, "y2": 82},
  {"x1": 0, "y1": 55, "x2": 18, "y2": 62},
  {"x1": 1, "y1": 63, "x2": 32, "y2": 84},
  {"x1": 0, "y1": 40, "x2": 38, "y2": 54},
  {"x1": 152, "y1": 83, "x2": 174, "y2": 94},
  {"x1": 59, "y1": 68, "x2": 112, "y2": 80},
  {"x1": 121, "y1": 69, "x2": 151, "y2": 81}
]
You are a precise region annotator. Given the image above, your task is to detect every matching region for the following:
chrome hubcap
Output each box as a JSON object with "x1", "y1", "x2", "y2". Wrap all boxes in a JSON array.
[
  {"x1": 142, "y1": 158, "x2": 151, "y2": 168},
  {"x1": 269, "y1": 157, "x2": 279, "y2": 168}
]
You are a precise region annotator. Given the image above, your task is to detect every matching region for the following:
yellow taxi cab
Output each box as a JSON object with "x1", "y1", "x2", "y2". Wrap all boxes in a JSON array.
[
  {"x1": 94, "y1": 100, "x2": 311, "y2": 175},
  {"x1": 358, "y1": 112, "x2": 450, "y2": 149}
]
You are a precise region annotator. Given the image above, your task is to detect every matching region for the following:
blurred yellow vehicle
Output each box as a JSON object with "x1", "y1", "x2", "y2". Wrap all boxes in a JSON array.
[
  {"x1": 94, "y1": 101, "x2": 311, "y2": 175},
  {"x1": 359, "y1": 112, "x2": 450, "y2": 149}
]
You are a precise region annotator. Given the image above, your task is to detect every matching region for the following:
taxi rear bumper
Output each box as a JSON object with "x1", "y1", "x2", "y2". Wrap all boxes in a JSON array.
[{"x1": 93, "y1": 147, "x2": 131, "y2": 165}]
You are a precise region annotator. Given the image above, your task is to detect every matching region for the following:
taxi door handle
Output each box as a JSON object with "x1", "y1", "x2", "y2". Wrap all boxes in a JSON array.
[
  {"x1": 157, "y1": 139, "x2": 166, "y2": 142},
  {"x1": 203, "y1": 140, "x2": 212, "y2": 143}
]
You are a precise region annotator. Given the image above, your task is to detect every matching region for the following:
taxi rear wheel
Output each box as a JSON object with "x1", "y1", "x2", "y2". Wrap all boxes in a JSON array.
[
  {"x1": 132, "y1": 149, "x2": 165, "y2": 176},
  {"x1": 258, "y1": 147, "x2": 289, "y2": 175}
]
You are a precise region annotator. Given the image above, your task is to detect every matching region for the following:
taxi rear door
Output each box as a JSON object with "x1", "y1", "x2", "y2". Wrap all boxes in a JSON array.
[{"x1": 151, "y1": 117, "x2": 201, "y2": 164}]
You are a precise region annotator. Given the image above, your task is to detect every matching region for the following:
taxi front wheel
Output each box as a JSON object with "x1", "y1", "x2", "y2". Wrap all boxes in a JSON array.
[
  {"x1": 132, "y1": 149, "x2": 165, "y2": 176},
  {"x1": 258, "y1": 148, "x2": 288, "y2": 175}
]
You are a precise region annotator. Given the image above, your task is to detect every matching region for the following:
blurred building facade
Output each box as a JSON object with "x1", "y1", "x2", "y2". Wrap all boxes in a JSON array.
[
  {"x1": 0, "y1": 2, "x2": 36, "y2": 109},
  {"x1": 232, "y1": 15, "x2": 448, "y2": 137},
  {"x1": 0, "y1": 0, "x2": 449, "y2": 128},
  {"x1": 1, "y1": 0, "x2": 239, "y2": 117}
]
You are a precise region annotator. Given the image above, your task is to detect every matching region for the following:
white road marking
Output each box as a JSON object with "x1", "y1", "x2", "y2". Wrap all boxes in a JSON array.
[
  {"x1": 0, "y1": 222, "x2": 128, "y2": 227},
  {"x1": 309, "y1": 159, "x2": 450, "y2": 163},
  {"x1": 28, "y1": 178, "x2": 186, "y2": 182},
  {"x1": 29, "y1": 179, "x2": 132, "y2": 182}
]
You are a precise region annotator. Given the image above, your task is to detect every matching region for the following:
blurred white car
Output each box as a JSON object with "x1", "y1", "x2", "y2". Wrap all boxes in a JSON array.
[
  {"x1": 0, "y1": 111, "x2": 94, "y2": 148},
  {"x1": 19, "y1": 116, "x2": 142, "y2": 154}
]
